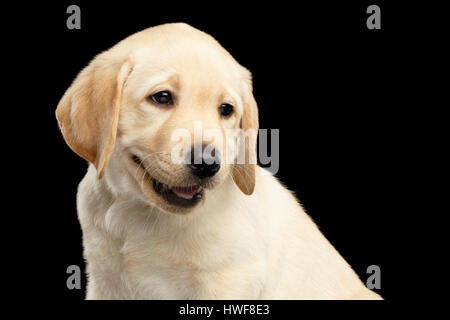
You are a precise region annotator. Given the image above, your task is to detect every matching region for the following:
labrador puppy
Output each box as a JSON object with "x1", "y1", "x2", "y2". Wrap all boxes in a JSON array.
[{"x1": 56, "y1": 23, "x2": 381, "y2": 300}]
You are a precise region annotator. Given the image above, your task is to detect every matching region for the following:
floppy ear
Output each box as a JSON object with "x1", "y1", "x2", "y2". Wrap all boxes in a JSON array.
[
  {"x1": 55, "y1": 55, "x2": 133, "y2": 179},
  {"x1": 232, "y1": 70, "x2": 259, "y2": 195}
]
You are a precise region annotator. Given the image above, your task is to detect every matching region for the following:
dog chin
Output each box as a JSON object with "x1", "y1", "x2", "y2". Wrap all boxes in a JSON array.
[{"x1": 130, "y1": 155, "x2": 207, "y2": 215}]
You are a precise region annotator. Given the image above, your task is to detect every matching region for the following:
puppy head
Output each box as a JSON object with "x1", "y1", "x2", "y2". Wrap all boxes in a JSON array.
[{"x1": 56, "y1": 23, "x2": 258, "y2": 214}]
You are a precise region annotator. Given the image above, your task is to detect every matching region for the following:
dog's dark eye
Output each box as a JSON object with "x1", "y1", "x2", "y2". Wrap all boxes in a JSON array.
[
  {"x1": 150, "y1": 91, "x2": 173, "y2": 105},
  {"x1": 219, "y1": 104, "x2": 234, "y2": 117}
]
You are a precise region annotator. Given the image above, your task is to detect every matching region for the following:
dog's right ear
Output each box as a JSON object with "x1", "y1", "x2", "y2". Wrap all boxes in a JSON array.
[{"x1": 55, "y1": 55, "x2": 133, "y2": 179}]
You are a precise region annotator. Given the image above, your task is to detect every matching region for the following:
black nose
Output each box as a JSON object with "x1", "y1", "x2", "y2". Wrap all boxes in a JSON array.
[{"x1": 188, "y1": 146, "x2": 220, "y2": 179}]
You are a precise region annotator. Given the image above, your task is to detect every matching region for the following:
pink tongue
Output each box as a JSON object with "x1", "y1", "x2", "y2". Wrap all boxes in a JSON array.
[{"x1": 171, "y1": 186, "x2": 200, "y2": 200}]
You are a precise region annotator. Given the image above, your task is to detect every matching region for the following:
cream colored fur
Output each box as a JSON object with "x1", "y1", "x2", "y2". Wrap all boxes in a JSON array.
[{"x1": 56, "y1": 23, "x2": 381, "y2": 300}]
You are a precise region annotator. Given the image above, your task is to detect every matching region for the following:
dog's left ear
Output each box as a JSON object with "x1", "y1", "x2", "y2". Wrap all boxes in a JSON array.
[
  {"x1": 232, "y1": 68, "x2": 259, "y2": 195},
  {"x1": 56, "y1": 54, "x2": 133, "y2": 179}
]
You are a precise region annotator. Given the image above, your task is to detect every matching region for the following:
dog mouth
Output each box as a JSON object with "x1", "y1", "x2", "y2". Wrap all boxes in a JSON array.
[{"x1": 132, "y1": 155, "x2": 203, "y2": 207}]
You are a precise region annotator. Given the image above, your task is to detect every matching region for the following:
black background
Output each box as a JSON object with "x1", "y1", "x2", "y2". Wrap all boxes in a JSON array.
[{"x1": 7, "y1": 0, "x2": 435, "y2": 313}]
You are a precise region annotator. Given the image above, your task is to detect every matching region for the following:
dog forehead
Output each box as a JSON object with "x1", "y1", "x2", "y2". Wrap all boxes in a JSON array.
[
  {"x1": 134, "y1": 49, "x2": 236, "y2": 81},
  {"x1": 127, "y1": 49, "x2": 242, "y2": 103},
  {"x1": 134, "y1": 45, "x2": 238, "y2": 79}
]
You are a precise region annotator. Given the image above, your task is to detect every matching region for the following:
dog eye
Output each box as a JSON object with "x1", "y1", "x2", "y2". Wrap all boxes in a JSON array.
[
  {"x1": 150, "y1": 91, "x2": 173, "y2": 105},
  {"x1": 219, "y1": 103, "x2": 234, "y2": 117}
]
